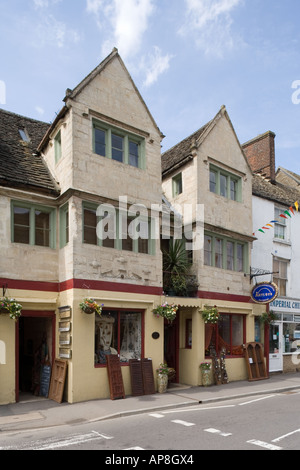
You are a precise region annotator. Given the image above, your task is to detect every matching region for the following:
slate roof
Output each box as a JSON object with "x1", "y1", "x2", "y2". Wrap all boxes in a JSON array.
[
  {"x1": 0, "y1": 109, "x2": 60, "y2": 196},
  {"x1": 252, "y1": 173, "x2": 300, "y2": 207},
  {"x1": 161, "y1": 121, "x2": 211, "y2": 175}
]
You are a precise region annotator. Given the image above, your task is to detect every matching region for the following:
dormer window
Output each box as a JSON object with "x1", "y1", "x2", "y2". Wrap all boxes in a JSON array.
[{"x1": 19, "y1": 129, "x2": 30, "y2": 142}]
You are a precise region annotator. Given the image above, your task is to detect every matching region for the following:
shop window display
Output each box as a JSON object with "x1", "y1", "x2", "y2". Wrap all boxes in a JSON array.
[
  {"x1": 95, "y1": 310, "x2": 142, "y2": 365},
  {"x1": 205, "y1": 313, "x2": 245, "y2": 357}
]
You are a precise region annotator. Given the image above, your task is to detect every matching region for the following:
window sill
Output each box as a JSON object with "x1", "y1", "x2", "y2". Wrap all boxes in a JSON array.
[{"x1": 273, "y1": 238, "x2": 291, "y2": 246}]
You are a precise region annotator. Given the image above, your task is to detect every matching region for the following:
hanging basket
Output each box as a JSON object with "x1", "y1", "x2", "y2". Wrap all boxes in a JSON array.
[{"x1": 79, "y1": 298, "x2": 103, "y2": 316}]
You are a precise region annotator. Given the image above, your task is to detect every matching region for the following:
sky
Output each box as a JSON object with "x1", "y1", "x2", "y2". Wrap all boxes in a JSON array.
[{"x1": 1, "y1": 0, "x2": 300, "y2": 173}]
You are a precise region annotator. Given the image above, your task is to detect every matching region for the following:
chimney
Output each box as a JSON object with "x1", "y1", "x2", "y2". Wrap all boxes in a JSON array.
[{"x1": 242, "y1": 131, "x2": 276, "y2": 183}]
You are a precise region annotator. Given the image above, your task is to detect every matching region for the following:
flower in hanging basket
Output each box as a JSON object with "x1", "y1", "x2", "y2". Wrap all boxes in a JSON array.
[
  {"x1": 79, "y1": 298, "x2": 103, "y2": 316},
  {"x1": 153, "y1": 302, "x2": 179, "y2": 322},
  {"x1": 200, "y1": 362, "x2": 211, "y2": 370},
  {"x1": 260, "y1": 310, "x2": 278, "y2": 324},
  {"x1": 0, "y1": 297, "x2": 22, "y2": 321},
  {"x1": 202, "y1": 305, "x2": 220, "y2": 324}
]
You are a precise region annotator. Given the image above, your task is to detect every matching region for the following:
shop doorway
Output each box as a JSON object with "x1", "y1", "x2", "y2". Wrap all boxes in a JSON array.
[
  {"x1": 17, "y1": 312, "x2": 55, "y2": 402},
  {"x1": 164, "y1": 315, "x2": 179, "y2": 382},
  {"x1": 269, "y1": 322, "x2": 283, "y2": 372}
]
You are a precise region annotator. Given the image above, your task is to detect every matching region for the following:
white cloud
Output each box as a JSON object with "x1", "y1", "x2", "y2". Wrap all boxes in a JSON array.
[
  {"x1": 86, "y1": 0, "x2": 155, "y2": 59},
  {"x1": 33, "y1": 14, "x2": 81, "y2": 48},
  {"x1": 142, "y1": 46, "x2": 174, "y2": 87},
  {"x1": 35, "y1": 106, "x2": 45, "y2": 116},
  {"x1": 179, "y1": 0, "x2": 243, "y2": 57}
]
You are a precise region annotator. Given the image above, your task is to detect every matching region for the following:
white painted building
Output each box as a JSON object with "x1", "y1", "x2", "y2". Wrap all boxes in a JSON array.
[{"x1": 243, "y1": 132, "x2": 300, "y2": 373}]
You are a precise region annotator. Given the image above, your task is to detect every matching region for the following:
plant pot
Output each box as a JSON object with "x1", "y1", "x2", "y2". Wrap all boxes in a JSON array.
[
  {"x1": 82, "y1": 307, "x2": 95, "y2": 314},
  {"x1": 157, "y1": 373, "x2": 168, "y2": 393},
  {"x1": 201, "y1": 368, "x2": 212, "y2": 387}
]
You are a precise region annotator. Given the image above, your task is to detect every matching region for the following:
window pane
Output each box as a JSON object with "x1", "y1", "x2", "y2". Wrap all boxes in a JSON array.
[
  {"x1": 204, "y1": 235, "x2": 212, "y2": 266},
  {"x1": 215, "y1": 238, "x2": 223, "y2": 268},
  {"x1": 220, "y1": 174, "x2": 227, "y2": 197},
  {"x1": 95, "y1": 311, "x2": 142, "y2": 365},
  {"x1": 173, "y1": 173, "x2": 182, "y2": 196},
  {"x1": 99, "y1": 211, "x2": 115, "y2": 249},
  {"x1": 230, "y1": 178, "x2": 237, "y2": 201},
  {"x1": 120, "y1": 312, "x2": 142, "y2": 362},
  {"x1": 227, "y1": 241, "x2": 234, "y2": 270},
  {"x1": 84, "y1": 208, "x2": 97, "y2": 245},
  {"x1": 209, "y1": 170, "x2": 216, "y2": 193},
  {"x1": 237, "y1": 244, "x2": 244, "y2": 272},
  {"x1": 14, "y1": 206, "x2": 30, "y2": 244},
  {"x1": 129, "y1": 141, "x2": 139, "y2": 167},
  {"x1": 35, "y1": 211, "x2": 50, "y2": 247},
  {"x1": 122, "y1": 216, "x2": 133, "y2": 251},
  {"x1": 111, "y1": 133, "x2": 123, "y2": 162},
  {"x1": 218, "y1": 315, "x2": 231, "y2": 354},
  {"x1": 95, "y1": 128, "x2": 106, "y2": 156},
  {"x1": 232, "y1": 315, "x2": 243, "y2": 346},
  {"x1": 138, "y1": 220, "x2": 149, "y2": 254}
]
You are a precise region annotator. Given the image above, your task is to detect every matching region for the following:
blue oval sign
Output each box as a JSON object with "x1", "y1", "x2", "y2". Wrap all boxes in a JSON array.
[{"x1": 251, "y1": 282, "x2": 278, "y2": 304}]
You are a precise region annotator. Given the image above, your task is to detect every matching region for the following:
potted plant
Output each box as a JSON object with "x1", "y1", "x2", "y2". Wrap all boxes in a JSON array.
[
  {"x1": 163, "y1": 239, "x2": 190, "y2": 296},
  {"x1": 186, "y1": 275, "x2": 199, "y2": 297},
  {"x1": 156, "y1": 363, "x2": 175, "y2": 393},
  {"x1": 0, "y1": 297, "x2": 22, "y2": 321},
  {"x1": 260, "y1": 310, "x2": 278, "y2": 324},
  {"x1": 153, "y1": 302, "x2": 179, "y2": 323},
  {"x1": 200, "y1": 362, "x2": 212, "y2": 387},
  {"x1": 79, "y1": 298, "x2": 103, "y2": 316}
]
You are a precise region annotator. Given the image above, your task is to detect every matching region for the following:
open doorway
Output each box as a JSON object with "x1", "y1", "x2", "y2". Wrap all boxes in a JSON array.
[
  {"x1": 17, "y1": 312, "x2": 55, "y2": 402},
  {"x1": 164, "y1": 314, "x2": 179, "y2": 383}
]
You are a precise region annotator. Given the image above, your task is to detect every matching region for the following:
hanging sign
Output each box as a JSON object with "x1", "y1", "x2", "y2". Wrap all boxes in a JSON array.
[{"x1": 251, "y1": 282, "x2": 278, "y2": 304}]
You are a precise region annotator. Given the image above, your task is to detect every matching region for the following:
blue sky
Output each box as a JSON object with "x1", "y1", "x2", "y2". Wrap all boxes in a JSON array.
[{"x1": 1, "y1": 0, "x2": 300, "y2": 173}]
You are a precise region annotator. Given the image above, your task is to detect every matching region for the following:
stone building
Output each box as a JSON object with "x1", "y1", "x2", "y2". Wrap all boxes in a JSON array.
[
  {"x1": 161, "y1": 105, "x2": 263, "y2": 386},
  {"x1": 0, "y1": 49, "x2": 165, "y2": 404}
]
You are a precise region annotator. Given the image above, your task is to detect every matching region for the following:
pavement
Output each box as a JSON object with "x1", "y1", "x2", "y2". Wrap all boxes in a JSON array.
[{"x1": 1, "y1": 372, "x2": 300, "y2": 433}]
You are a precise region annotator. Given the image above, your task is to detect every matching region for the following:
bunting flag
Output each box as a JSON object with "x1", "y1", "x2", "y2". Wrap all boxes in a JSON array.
[{"x1": 253, "y1": 201, "x2": 299, "y2": 237}]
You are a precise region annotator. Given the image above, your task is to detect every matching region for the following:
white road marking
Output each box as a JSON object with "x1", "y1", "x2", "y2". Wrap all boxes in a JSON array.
[
  {"x1": 171, "y1": 419, "x2": 195, "y2": 427},
  {"x1": 204, "y1": 428, "x2": 232, "y2": 437},
  {"x1": 162, "y1": 404, "x2": 235, "y2": 414},
  {"x1": 238, "y1": 395, "x2": 276, "y2": 406},
  {"x1": 125, "y1": 447, "x2": 145, "y2": 450},
  {"x1": 31, "y1": 431, "x2": 113, "y2": 450},
  {"x1": 149, "y1": 413, "x2": 165, "y2": 418},
  {"x1": 247, "y1": 439, "x2": 282, "y2": 450},
  {"x1": 272, "y1": 428, "x2": 300, "y2": 443}
]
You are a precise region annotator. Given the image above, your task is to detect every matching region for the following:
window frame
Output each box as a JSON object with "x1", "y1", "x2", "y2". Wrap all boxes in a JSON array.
[
  {"x1": 82, "y1": 202, "x2": 155, "y2": 255},
  {"x1": 94, "y1": 308, "x2": 145, "y2": 368},
  {"x1": 205, "y1": 313, "x2": 246, "y2": 358},
  {"x1": 11, "y1": 201, "x2": 56, "y2": 249},
  {"x1": 59, "y1": 203, "x2": 69, "y2": 248},
  {"x1": 93, "y1": 120, "x2": 146, "y2": 170},
  {"x1": 209, "y1": 164, "x2": 242, "y2": 202},
  {"x1": 204, "y1": 232, "x2": 248, "y2": 273},
  {"x1": 273, "y1": 258, "x2": 288, "y2": 297},
  {"x1": 172, "y1": 173, "x2": 183, "y2": 197},
  {"x1": 274, "y1": 207, "x2": 288, "y2": 241}
]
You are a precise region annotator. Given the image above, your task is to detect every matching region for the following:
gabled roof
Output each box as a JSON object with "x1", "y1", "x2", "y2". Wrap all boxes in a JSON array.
[
  {"x1": 161, "y1": 105, "x2": 251, "y2": 176},
  {"x1": 0, "y1": 109, "x2": 59, "y2": 196},
  {"x1": 276, "y1": 166, "x2": 300, "y2": 188},
  {"x1": 39, "y1": 48, "x2": 164, "y2": 153}
]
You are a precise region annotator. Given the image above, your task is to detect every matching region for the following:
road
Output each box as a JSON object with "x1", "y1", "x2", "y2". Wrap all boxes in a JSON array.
[{"x1": 1, "y1": 390, "x2": 300, "y2": 453}]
